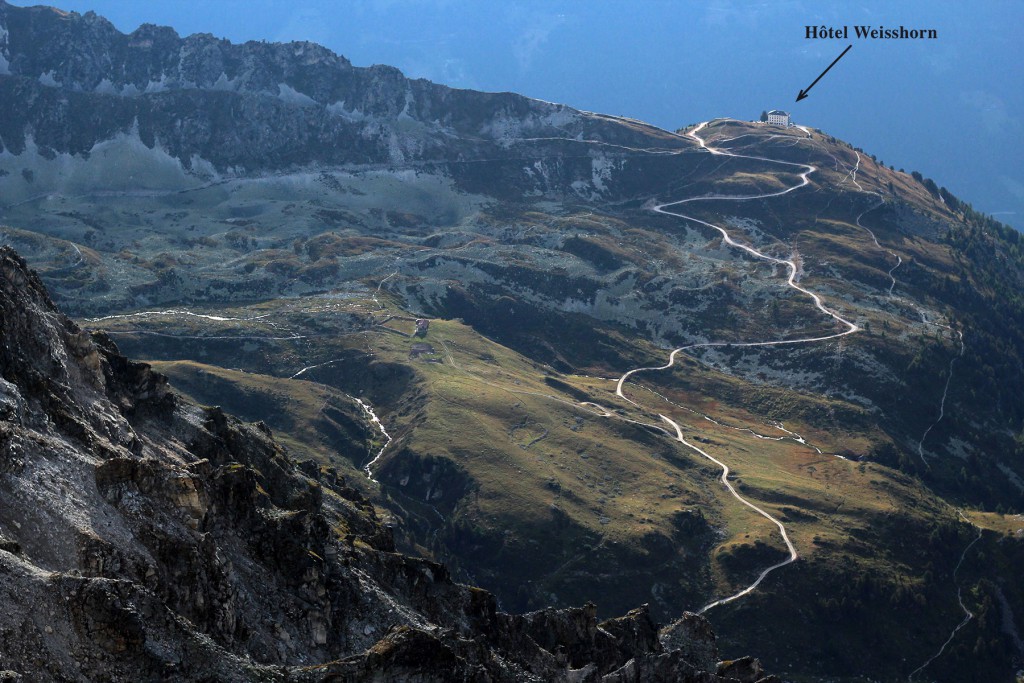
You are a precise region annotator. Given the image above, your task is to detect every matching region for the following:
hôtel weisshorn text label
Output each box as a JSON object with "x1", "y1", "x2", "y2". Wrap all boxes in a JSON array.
[{"x1": 806, "y1": 25, "x2": 938, "y2": 40}]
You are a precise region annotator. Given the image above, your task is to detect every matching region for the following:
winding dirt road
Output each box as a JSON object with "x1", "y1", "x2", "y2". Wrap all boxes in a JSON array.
[
  {"x1": 622, "y1": 122, "x2": 967, "y2": 628},
  {"x1": 908, "y1": 511, "x2": 983, "y2": 680},
  {"x1": 853, "y1": 189, "x2": 902, "y2": 296},
  {"x1": 660, "y1": 415, "x2": 798, "y2": 613},
  {"x1": 610, "y1": 120, "x2": 860, "y2": 612},
  {"x1": 916, "y1": 317, "x2": 965, "y2": 467},
  {"x1": 616, "y1": 123, "x2": 859, "y2": 407}
]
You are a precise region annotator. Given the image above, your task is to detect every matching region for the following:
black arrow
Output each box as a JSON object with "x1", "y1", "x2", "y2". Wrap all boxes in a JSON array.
[{"x1": 796, "y1": 44, "x2": 852, "y2": 102}]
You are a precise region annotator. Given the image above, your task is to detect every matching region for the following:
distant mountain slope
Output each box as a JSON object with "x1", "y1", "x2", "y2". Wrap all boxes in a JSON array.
[{"x1": 0, "y1": 244, "x2": 775, "y2": 680}]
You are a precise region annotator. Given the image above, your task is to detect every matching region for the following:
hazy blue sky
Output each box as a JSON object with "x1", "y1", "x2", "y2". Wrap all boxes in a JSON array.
[{"x1": 30, "y1": 0, "x2": 1024, "y2": 228}]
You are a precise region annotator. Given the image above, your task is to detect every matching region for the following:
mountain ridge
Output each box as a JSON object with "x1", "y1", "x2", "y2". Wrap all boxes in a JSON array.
[{"x1": 0, "y1": 0, "x2": 685, "y2": 179}]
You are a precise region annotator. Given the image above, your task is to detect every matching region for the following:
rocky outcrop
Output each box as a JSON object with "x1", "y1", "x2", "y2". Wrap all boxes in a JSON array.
[
  {"x1": 716, "y1": 656, "x2": 774, "y2": 683},
  {"x1": 660, "y1": 612, "x2": 720, "y2": 673},
  {"x1": 0, "y1": 246, "x2": 775, "y2": 679}
]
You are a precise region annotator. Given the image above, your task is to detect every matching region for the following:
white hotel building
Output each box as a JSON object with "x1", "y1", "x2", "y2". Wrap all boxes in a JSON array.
[{"x1": 767, "y1": 110, "x2": 791, "y2": 127}]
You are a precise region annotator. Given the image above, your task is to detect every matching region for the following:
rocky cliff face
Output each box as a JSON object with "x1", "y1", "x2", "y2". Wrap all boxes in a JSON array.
[
  {"x1": 0, "y1": 245, "x2": 778, "y2": 680},
  {"x1": 0, "y1": 0, "x2": 683, "y2": 185}
]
